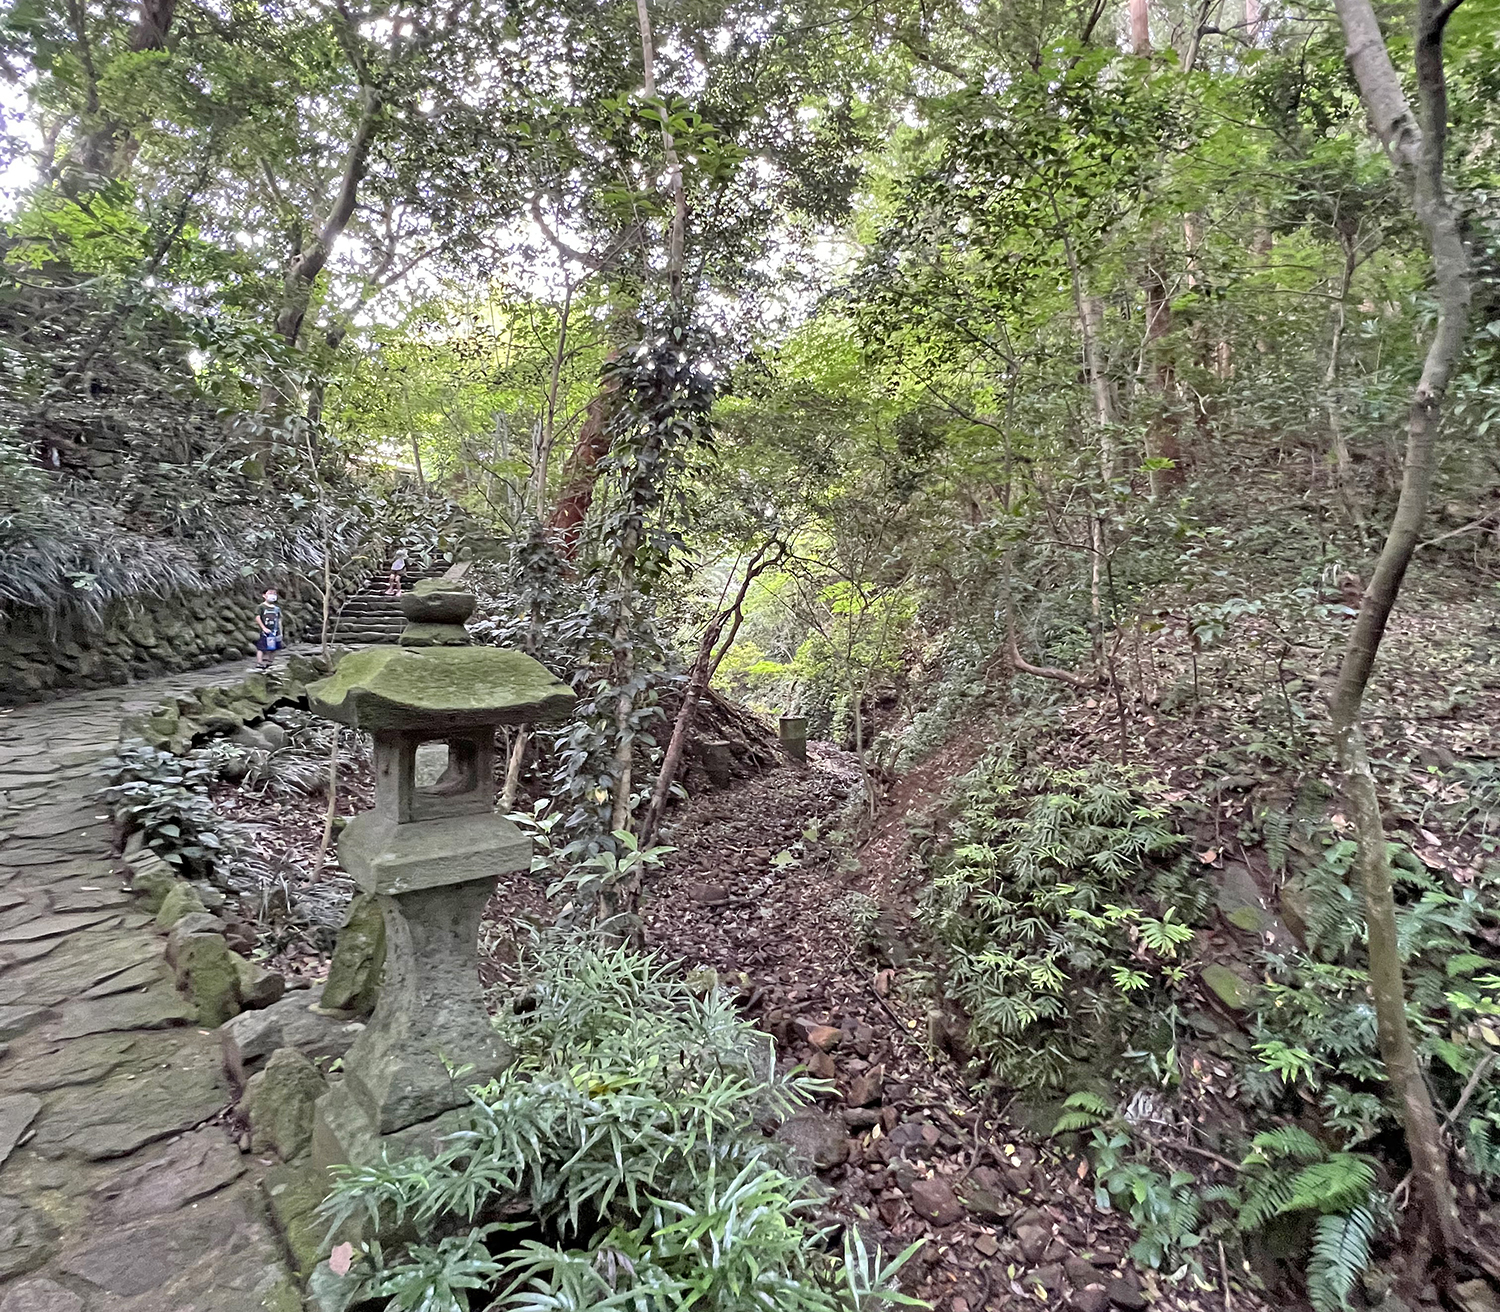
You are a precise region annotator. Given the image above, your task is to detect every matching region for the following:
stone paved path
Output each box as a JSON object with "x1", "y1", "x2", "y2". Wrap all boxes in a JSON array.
[{"x1": 0, "y1": 659, "x2": 307, "y2": 1311}]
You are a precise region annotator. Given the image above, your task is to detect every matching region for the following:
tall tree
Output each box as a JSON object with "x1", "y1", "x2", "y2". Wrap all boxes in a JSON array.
[{"x1": 1327, "y1": 0, "x2": 1472, "y2": 1267}]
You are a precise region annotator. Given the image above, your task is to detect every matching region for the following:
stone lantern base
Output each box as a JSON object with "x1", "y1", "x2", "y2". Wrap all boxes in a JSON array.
[{"x1": 310, "y1": 813, "x2": 529, "y2": 1173}]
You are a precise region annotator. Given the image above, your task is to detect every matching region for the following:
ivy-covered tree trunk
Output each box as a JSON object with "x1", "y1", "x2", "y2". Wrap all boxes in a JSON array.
[{"x1": 1328, "y1": 0, "x2": 1471, "y2": 1264}]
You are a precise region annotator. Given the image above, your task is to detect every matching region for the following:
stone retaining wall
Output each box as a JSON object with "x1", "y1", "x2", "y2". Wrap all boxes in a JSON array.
[{"x1": 0, "y1": 562, "x2": 367, "y2": 704}]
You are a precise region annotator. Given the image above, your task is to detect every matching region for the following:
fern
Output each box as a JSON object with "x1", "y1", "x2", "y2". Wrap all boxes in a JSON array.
[
  {"x1": 1051, "y1": 1091, "x2": 1113, "y2": 1134},
  {"x1": 1306, "y1": 1206, "x2": 1375, "y2": 1312},
  {"x1": 1264, "y1": 807, "x2": 1292, "y2": 878},
  {"x1": 1249, "y1": 1126, "x2": 1325, "y2": 1163},
  {"x1": 917, "y1": 757, "x2": 1203, "y2": 1090},
  {"x1": 1281, "y1": 1157, "x2": 1375, "y2": 1215}
]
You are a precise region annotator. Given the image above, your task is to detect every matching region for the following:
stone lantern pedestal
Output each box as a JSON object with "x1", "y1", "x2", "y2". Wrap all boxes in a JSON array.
[{"x1": 303, "y1": 642, "x2": 574, "y2": 1170}]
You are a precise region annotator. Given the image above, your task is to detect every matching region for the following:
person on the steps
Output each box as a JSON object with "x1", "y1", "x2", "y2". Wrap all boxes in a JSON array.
[
  {"x1": 254, "y1": 588, "x2": 283, "y2": 668},
  {"x1": 386, "y1": 552, "x2": 407, "y2": 596}
]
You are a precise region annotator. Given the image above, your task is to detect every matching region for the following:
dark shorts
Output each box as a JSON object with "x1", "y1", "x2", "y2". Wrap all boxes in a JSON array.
[{"x1": 255, "y1": 634, "x2": 281, "y2": 653}]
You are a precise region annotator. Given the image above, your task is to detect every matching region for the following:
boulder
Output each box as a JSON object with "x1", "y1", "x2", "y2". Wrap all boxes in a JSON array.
[
  {"x1": 170, "y1": 929, "x2": 242, "y2": 1027},
  {"x1": 908, "y1": 1177, "x2": 965, "y2": 1226},
  {"x1": 320, "y1": 893, "x2": 385, "y2": 1015},
  {"x1": 1201, "y1": 963, "x2": 1254, "y2": 1012},
  {"x1": 165, "y1": 912, "x2": 228, "y2": 965},
  {"x1": 154, "y1": 881, "x2": 207, "y2": 931},
  {"x1": 243, "y1": 1048, "x2": 328, "y2": 1161},
  {"x1": 220, "y1": 990, "x2": 365, "y2": 1085},
  {"x1": 400, "y1": 586, "x2": 476, "y2": 625},
  {"x1": 398, "y1": 621, "x2": 472, "y2": 647},
  {"x1": 774, "y1": 1109, "x2": 850, "y2": 1171},
  {"x1": 234, "y1": 955, "x2": 286, "y2": 1011},
  {"x1": 127, "y1": 855, "x2": 178, "y2": 912}
]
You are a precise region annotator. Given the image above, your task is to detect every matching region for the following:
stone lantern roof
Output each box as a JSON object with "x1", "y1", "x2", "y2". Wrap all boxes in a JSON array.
[{"x1": 307, "y1": 645, "x2": 574, "y2": 733}]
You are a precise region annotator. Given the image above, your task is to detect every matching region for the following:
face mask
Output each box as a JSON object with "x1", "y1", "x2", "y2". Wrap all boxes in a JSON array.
[{"x1": 266, "y1": 595, "x2": 277, "y2": 603}]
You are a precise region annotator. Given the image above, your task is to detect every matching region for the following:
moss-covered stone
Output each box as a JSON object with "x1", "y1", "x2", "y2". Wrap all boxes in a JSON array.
[
  {"x1": 1280, "y1": 880, "x2": 1311, "y2": 947},
  {"x1": 400, "y1": 586, "x2": 476, "y2": 625},
  {"x1": 307, "y1": 645, "x2": 575, "y2": 732},
  {"x1": 260, "y1": 1271, "x2": 307, "y2": 1312},
  {"x1": 398, "y1": 621, "x2": 471, "y2": 647},
  {"x1": 234, "y1": 954, "x2": 287, "y2": 1010},
  {"x1": 130, "y1": 858, "x2": 180, "y2": 912},
  {"x1": 1226, "y1": 904, "x2": 1270, "y2": 934},
  {"x1": 320, "y1": 893, "x2": 385, "y2": 1015},
  {"x1": 1201, "y1": 963, "x2": 1254, "y2": 1012},
  {"x1": 172, "y1": 930, "x2": 243, "y2": 1026},
  {"x1": 155, "y1": 880, "x2": 207, "y2": 930},
  {"x1": 262, "y1": 1160, "x2": 335, "y2": 1277},
  {"x1": 200, "y1": 707, "x2": 246, "y2": 734},
  {"x1": 245, "y1": 1047, "x2": 328, "y2": 1161}
]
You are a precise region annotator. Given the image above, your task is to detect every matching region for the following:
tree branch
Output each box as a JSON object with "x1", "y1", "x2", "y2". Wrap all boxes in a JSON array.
[{"x1": 1006, "y1": 610, "x2": 1099, "y2": 690}]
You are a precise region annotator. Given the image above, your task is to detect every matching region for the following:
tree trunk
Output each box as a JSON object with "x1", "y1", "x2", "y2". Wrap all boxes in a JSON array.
[
  {"x1": 129, "y1": 0, "x2": 177, "y2": 50},
  {"x1": 1326, "y1": 233, "x2": 1364, "y2": 527},
  {"x1": 1142, "y1": 253, "x2": 1183, "y2": 495},
  {"x1": 273, "y1": 85, "x2": 381, "y2": 350},
  {"x1": 639, "y1": 547, "x2": 775, "y2": 845},
  {"x1": 502, "y1": 727, "x2": 529, "y2": 811},
  {"x1": 635, "y1": 0, "x2": 687, "y2": 304},
  {"x1": 1328, "y1": 0, "x2": 1471, "y2": 1262},
  {"x1": 531, "y1": 281, "x2": 575, "y2": 516},
  {"x1": 1061, "y1": 225, "x2": 1114, "y2": 657},
  {"x1": 545, "y1": 385, "x2": 615, "y2": 558},
  {"x1": 1129, "y1": 0, "x2": 1150, "y2": 54},
  {"x1": 639, "y1": 617, "x2": 724, "y2": 847}
]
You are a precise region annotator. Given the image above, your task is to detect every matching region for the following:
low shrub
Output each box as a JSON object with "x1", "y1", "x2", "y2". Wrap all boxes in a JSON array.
[
  {"x1": 318, "y1": 930, "x2": 925, "y2": 1312},
  {"x1": 917, "y1": 756, "x2": 1207, "y2": 1090}
]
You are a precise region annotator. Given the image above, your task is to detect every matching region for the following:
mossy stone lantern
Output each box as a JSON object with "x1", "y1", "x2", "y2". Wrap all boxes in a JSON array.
[{"x1": 304, "y1": 638, "x2": 574, "y2": 1168}]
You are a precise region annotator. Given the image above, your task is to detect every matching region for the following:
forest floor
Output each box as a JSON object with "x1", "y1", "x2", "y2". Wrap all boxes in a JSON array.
[
  {"x1": 236, "y1": 726, "x2": 1268, "y2": 1312},
  {"x1": 189, "y1": 571, "x2": 1500, "y2": 1310},
  {"x1": 632, "y1": 744, "x2": 1272, "y2": 1312}
]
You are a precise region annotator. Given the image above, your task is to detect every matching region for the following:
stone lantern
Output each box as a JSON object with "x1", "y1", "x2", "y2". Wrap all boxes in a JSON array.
[{"x1": 304, "y1": 631, "x2": 574, "y2": 1169}]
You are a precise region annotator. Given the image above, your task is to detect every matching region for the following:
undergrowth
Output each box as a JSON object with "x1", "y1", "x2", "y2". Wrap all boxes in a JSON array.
[
  {"x1": 917, "y1": 756, "x2": 1207, "y2": 1091},
  {"x1": 920, "y1": 751, "x2": 1500, "y2": 1304},
  {"x1": 317, "y1": 930, "x2": 927, "y2": 1312},
  {"x1": 1062, "y1": 1096, "x2": 1383, "y2": 1311}
]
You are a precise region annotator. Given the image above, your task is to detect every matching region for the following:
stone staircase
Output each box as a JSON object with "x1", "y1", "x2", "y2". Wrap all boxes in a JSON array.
[{"x1": 330, "y1": 565, "x2": 448, "y2": 646}]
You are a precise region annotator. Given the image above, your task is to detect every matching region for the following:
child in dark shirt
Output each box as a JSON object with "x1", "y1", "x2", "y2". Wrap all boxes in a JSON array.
[{"x1": 254, "y1": 588, "x2": 283, "y2": 668}]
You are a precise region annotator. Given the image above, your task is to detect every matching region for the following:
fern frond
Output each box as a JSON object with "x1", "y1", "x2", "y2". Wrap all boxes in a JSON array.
[
  {"x1": 1063, "y1": 1091, "x2": 1114, "y2": 1116},
  {"x1": 1280, "y1": 1156, "x2": 1375, "y2": 1215},
  {"x1": 1306, "y1": 1206, "x2": 1375, "y2": 1312},
  {"x1": 1250, "y1": 1126, "x2": 1324, "y2": 1163},
  {"x1": 1265, "y1": 808, "x2": 1292, "y2": 877}
]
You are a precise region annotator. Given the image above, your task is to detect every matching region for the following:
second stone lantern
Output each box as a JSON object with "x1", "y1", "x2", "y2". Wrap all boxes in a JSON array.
[{"x1": 304, "y1": 618, "x2": 574, "y2": 1170}]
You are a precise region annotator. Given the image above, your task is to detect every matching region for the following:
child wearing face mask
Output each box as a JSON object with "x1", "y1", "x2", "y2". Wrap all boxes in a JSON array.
[{"x1": 254, "y1": 588, "x2": 284, "y2": 668}]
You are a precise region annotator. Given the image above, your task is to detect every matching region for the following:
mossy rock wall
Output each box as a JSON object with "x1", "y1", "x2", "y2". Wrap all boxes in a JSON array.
[{"x1": 0, "y1": 560, "x2": 367, "y2": 703}]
